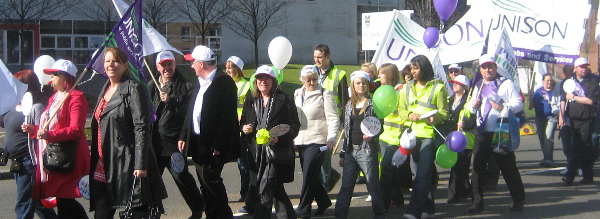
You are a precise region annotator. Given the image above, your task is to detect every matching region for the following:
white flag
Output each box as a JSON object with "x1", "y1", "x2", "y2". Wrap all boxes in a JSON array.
[
  {"x1": 112, "y1": 0, "x2": 182, "y2": 55},
  {"x1": 494, "y1": 29, "x2": 520, "y2": 91},
  {"x1": 429, "y1": 50, "x2": 453, "y2": 96},
  {"x1": 532, "y1": 61, "x2": 546, "y2": 91},
  {"x1": 0, "y1": 59, "x2": 27, "y2": 115}
]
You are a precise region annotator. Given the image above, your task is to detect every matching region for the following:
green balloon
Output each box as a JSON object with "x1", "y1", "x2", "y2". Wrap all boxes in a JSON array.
[
  {"x1": 463, "y1": 131, "x2": 475, "y2": 150},
  {"x1": 271, "y1": 66, "x2": 284, "y2": 85},
  {"x1": 436, "y1": 144, "x2": 457, "y2": 168},
  {"x1": 373, "y1": 85, "x2": 398, "y2": 119}
]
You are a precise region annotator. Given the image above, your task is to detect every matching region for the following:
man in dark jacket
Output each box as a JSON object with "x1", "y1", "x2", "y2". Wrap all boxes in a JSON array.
[
  {"x1": 149, "y1": 51, "x2": 203, "y2": 219},
  {"x1": 562, "y1": 57, "x2": 600, "y2": 185},
  {"x1": 179, "y1": 45, "x2": 240, "y2": 219}
]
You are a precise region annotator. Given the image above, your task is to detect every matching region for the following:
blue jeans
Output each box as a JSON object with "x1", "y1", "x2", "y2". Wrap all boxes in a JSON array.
[
  {"x1": 407, "y1": 138, "x2": 437, "y2": 216},
  {"x1": 535, "y1": 115, "x2": 557, "y2": 162},
  {"x1": 335, "y1": 145, "x2": 385, "y2": 219},
  {"x1": 14, "y1": 156, "x2": 57, "y2": 219}
]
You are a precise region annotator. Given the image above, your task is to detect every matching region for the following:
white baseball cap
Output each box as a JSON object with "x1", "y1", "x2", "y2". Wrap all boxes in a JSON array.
[
  {"x1": 574, "y1": 57, "x2": 589, "y2": 67},
  {"x1": 448, "y1": 63, "x2": 462, "y2": 70},
  {"x1": 479, "y1": 54, "x2": 496, "y2": 66},
  {"x1": 300, "y1": 65, "x2": 317, "y2": 77},
  {"x1": 255, "y1": 65, "x2": 276, "y2": 79},
  {"x1": 184, "y1": 45, "x2": 215, "y2": 62},
  {"x1": 43, "y1": 59, "x2": 77, "y2": 78},
  {"x1": 350, "y1": 70, "x2": 371, "y2": 82},
  {"x1": 156, "y1": 50, "x2": 175, "y2": 65},
  {"x1": 449, "y1": 75, "x2": 470, "y2": 88},
  {"x1": 226, "y1": 56, "x2": 244, "y2": 70}
]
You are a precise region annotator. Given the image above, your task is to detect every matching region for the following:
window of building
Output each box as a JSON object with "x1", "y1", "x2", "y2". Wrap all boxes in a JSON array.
[
  {"x1": 6, "y1": 30, "x2": 34, "y2": 65},
  {"x1": 181, "y1": 26, "x2": 191, "y2": 40},
  {"x1": 41, "y1": 36, "x2": 56, "y2": 48},
  {"x1": 40, "y1": 34, "x2": 106, "y2": 64},
  {"x1": 74, "y1": 37, "x2": 88, "y2": 48},
  {"x1": 57, "y1": 36, "x2": 71, "y2": 48}
]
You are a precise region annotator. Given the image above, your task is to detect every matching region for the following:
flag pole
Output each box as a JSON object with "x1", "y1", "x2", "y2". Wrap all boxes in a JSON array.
[{"x1": 143, "y1": 58, "x2": 162, "y2": 91}]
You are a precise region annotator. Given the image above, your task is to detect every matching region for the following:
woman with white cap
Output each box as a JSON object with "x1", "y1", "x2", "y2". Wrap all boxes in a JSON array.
[
  {"x1": 225, "y1": 56, "x2": 253, "y2": 205},
  {"x1": 335, "y1": 71, "x2": 385, "y2": 219},
  {"x1": 446, "y1": 75, "x2": 476, "y2": 204},
  {"x1": 398, "y1": 55, "x2": 448, "y2": 219},
  {"x1": 22, "y1": 59, "x2": 90, "y2": 219},
  {"x1": 293, "y1": 65, "x2": 339, "y2": 218},
  {"x1": 240, "y1": 65, "x2": 300, "y2": 219}
]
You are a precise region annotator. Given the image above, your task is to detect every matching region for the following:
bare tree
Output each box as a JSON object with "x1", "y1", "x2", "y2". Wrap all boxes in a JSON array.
[
  {"x1": 143, "y1": 0, "x2": 173, "y2": 33},
  {"x1": 0, "y1": 0, "x2": 74, "y2": 67},
  {"x1": 181, "y1": 0, "x2": 233, "y2": 45},
  {"x1": 77, "y1": 0, "x2": 116, "y2": 34},
  {"x1": 225, "y1": 0, "x2": 285, "y2": 67},
  {"x1": 406, "y1": 0, "x2": 469, "y2": 32}
]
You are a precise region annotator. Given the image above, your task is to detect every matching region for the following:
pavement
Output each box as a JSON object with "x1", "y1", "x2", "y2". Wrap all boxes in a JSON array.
[{"x1": 1, "y1": 131, "x2": 600, "y2": 218}]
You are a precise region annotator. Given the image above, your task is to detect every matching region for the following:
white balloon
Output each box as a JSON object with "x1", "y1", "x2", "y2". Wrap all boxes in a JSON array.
[
  {"x1": 563, "y1": 79, "x2": 576, "y2": 94},
  {"x1": 268, "y1": 36, "x2": 293, "y2": 70},
  {"x1": 21, "y1": 92, "x2": 33, "y2": 117},
  {"x1": 33, "y1": 55, "x2": 55, "y2": 85}
]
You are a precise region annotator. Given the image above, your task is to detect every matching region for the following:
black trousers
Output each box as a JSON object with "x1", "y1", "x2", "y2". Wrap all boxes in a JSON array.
[
  {"x1": 566, "y1": 119, "x2": 595, "y2": 180},
  {"x1": 448, "y1": 149, "x2": 472, "y2": 201},
  {"x1": 92, "y1": 180, "x2": 116, "y2": 219},
  {"x1": 471, "y1": 132, "x2": 525, "y2": 206},
  {"x1": 379, "y1": 142, "x2": 412, "y2": 208},
  {"x1": 193, "y1": 161, "x2": 233, "y2": 219},
  {"x1": 56, "y1": 198, "x2": 87, "y2": 219},
  {"x1": 296, "y1": 144, "x2": 332, "y2": 216},
  {"x1": 157, "y1": 155, "x2": 203, "y2": 213},
  {"x1": 237, "y1": 149, "x2": 251, "y2": 200}
]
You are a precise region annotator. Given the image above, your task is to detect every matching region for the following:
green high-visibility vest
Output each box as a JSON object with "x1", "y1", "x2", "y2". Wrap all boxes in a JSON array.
[
  {"x1": 321, "y1": 66, "x2": 346, "y2": 107},
  {"x1": 236, "y1": 78, "x2": 250, "y2": 118},
  {"x1": 399, "y1": 80, "x2": 447, "y2": 138}
]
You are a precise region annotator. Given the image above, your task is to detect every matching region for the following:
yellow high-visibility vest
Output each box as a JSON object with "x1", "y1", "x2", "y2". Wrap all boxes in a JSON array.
[
  {"x1": 321, "y1": 66, "x2": 346, "y2": 107},
  {"x1": 398, "y1": 80, "x2": 448, "y2": 138},
  {"x1": 236, "y1": 78, "x2": 251, "y2": 118}
]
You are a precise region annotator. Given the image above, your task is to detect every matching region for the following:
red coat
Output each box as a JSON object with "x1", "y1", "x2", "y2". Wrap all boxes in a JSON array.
[{"x1": 33, "y1": 89, "x2": 91, "y2": 199}]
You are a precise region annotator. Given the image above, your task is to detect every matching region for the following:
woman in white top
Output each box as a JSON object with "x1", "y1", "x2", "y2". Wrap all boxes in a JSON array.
[{"x1": 294, "y1": 65, "x2": 339, "y2": 218}]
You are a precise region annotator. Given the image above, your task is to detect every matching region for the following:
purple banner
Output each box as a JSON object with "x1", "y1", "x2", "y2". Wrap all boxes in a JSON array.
[
  {"x1": 113, "y1": 0, "x2": 144, "y2": 81},
  {"x1": 513, "y1": 47, "x2": 578, "y2": 65}
]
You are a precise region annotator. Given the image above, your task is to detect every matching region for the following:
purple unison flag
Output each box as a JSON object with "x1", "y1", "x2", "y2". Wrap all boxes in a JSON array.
[{"x1": 85, "y1": 0, "x2": 145, "y2": 83}]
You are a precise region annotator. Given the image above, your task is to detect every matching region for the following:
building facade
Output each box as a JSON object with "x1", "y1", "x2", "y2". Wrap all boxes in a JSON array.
[{"x1": 0, "y1": 0, "x2": 404, "y2": 71}]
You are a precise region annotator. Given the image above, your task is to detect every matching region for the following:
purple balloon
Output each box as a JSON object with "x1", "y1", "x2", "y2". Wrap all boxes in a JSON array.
[
  {"x1": 434, "y1": 0, "x2": 458, "y2": 22},
  {"x1": 447, "y1": 131, "x2": 467, "y2": 152},
  {"x1": 423, "y1": 27, "x2": 440, "y2": 48}
]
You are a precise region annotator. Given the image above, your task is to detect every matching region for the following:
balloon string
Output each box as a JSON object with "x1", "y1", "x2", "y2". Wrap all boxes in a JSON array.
[
  {"x1": 77, "y1": 71, "x2": 98, "y2": 87},
  {"x1": 432, "y1": 125, "x2": 447, "y2": 141}
]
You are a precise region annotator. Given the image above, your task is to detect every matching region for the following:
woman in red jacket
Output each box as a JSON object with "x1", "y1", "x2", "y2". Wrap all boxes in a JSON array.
[{"x1": 23, "y1": 59, "x2": 90, "y2": 219}]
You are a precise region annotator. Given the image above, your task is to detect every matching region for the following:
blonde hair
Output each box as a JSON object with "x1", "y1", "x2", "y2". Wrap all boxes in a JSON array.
[
  {"x1": 350, "y1": 77, "x2": 370, "y2": 111},
  {"x1": 361, "y1": 62, "x2": 378, "y2": 78},
  {"x1": 378, "y1": 63, "x2": 400, "y2": 86}
]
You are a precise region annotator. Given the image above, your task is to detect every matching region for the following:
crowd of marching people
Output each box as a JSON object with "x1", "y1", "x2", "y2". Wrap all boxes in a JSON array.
[{"x1": 1, "y1": 42, "x2": 599, "y2": 219}]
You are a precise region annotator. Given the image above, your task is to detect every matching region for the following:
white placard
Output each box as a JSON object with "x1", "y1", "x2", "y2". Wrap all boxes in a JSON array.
[
  {"x1": 269, "y1": 124, "x2": 290, "y2": 137},
  {"x1": 360, "y1": 116, "x2": 381, "y2": 137},
  {"x1": 419, "y1": 110, "x2": 438, "y2": 120}
]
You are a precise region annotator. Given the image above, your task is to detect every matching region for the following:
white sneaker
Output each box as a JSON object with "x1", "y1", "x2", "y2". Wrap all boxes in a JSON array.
[
  {"x1": 403, "y1": 214, "x2": 417, "y2": 219},
  {"x1": 560, "y1": 169, "x2": 567, "y2": 176},
  {"x1": 365, "y1": 195, "x2": 372, "y2": 202},
  {"x1": 421, "y1": 212, "x2": 435, "y2": 218}
]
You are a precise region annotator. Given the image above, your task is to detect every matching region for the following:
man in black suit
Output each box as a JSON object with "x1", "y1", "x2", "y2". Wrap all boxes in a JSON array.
[
  {"x1": 149, "y1": 50, "x2": 203, "y2": 219},
  {"x1": 178, "y1": 45, "x2": 240, "y2": 219}
]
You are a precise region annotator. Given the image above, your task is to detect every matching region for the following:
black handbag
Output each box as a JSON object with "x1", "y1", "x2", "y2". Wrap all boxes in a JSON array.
[
  {"x1": 119, "y1": 176, "x2": 161, "y2": 219},
  {"x1": 43, "y1": 141, "x2": 76, "y2": 172}
]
